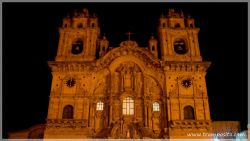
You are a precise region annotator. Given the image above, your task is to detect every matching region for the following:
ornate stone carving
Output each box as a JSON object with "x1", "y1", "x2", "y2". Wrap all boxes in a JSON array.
[
  {"x1": 169, "y1": 120, "x2": 211, "y2": 129},
  {"x1": 46, "y1": 119, "x2": 87, "y2": 128}
]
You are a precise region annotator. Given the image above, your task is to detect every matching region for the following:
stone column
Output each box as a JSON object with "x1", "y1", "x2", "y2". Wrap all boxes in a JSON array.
[
  {"x1": 114, "y1": 72, "x2": 120, "y2": 93},
  {"x1": 193, "y1": 32, "x2": 201, "y2": 56},
  {"x1": 57, "y1": 30, "x2": 64, "y2": 57},
  {"x1": 124, "y1": 72, "x2": 132, "y2": 90},
  {"x1": 148, "y1": 106, "x2": 152, "y2": 129},
  {"x1": 144, "y1": 104, "x2": 148, "y2": 127},
  {"x1": 188, "y1": 31, "x2": 195, "y2": 56},
  {"x1": 83, "y1": 98, "x2": 89, "y2": 121},
  {"x1": 136, "y1": 72, "x2": 143, "y2": 97},
  {"x1": 121, "y1": 72, "x2": 124, "y2": 92}
]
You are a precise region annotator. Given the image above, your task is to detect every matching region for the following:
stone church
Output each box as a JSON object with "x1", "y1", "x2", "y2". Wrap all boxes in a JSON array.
[{"x1": 8, "y1": 8, "x2": 241, "y2": 139}]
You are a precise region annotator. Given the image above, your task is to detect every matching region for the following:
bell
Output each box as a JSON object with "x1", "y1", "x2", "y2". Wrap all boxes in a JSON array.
[
  {"x1": 177, "y1": 46, "x2": 183, "y2": 51},
  {"x1": 75, "y1": 46, "x2": 80, "y2": 51}
]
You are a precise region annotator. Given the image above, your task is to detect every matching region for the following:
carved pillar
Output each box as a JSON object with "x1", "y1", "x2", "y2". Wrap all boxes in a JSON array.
[
  {"x1": 136, "y1": 72, "x2": 143, "y2": 97},
  {"x1": 83, "y1": 98, "x2": 89, "y2": 121},
  {"x1": 162, "y1": 99, "x2": 167, "y2": 128},
  {"x1": 124, "y1": 72, "x2": 132, "y2": 90},
  {"x1": 113, "y1": 100, "x2": 120, "y2": 121},
  {"x1": 135, "y1": 99, "x2": 143, "y2": 120},
  {"x1": 193, "y1": 32, "x2": 200, "y2": 56},
  {"x1": 57, "y1": 30, "x2": 64, "y2": 57},
  {"x1": 148, "y1": 105, "x2": 152, "y2": 129},
  {"x1": 188, "y1": 31, "x2": 195, "y2": 56},
  {"x1": 90, "y1": 102, "x2": 96, "y2": 128},
  {"x1": 88, "y1": 102, "x2": 91, "y2": 127},
  {"x1": 144, "y1": 104, "x2": 148, "y2": 127},
  {"x1": 114, "y1": 72, "x2": 120, "y2": 93},
  {"x1": 109, "y1": 102, "x2": 113, "y2": 126},
  {"x1": 121, "y1": 72, "x2": 124, "y2": 92},
  {"x1": 75, "y1": 99, "x2": 83, "y2": 119}
]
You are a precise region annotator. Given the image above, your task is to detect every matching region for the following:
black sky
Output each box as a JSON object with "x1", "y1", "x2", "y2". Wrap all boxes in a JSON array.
[{"x1": 2, "y1": 2, "x2": 248, "y2": 138}]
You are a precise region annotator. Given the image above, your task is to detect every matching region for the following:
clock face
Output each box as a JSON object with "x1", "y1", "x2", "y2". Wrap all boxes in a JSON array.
[
  {"x1": 71, "y1": 40, "x2": 83, "y2": 55},
  {"x1": 174, "y1": 40, "x2": 187, "y2": 54},
  {"x1": 66, "y1": 78, "x2": 76, "y2": 87},
  {"x1": 181, "y1": 79, "x2": 191, "y2": 88}
]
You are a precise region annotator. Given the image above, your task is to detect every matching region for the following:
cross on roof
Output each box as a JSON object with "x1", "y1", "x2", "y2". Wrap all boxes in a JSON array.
[{"x1": 125, "y1": 31, "x2": 133, "y2": 41}]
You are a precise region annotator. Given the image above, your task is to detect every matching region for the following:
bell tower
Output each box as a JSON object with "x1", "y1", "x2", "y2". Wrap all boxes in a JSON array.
[
  {"x1": 158, "y1": 9, "x2": 202, "y2": 61},
  {"x1": 99, "y1": 34, "x2": 109, "y2": 57},
  {"x1": 158, "y1": 9, "x2": 213, "y2": 139},
  {"x1": 148, "y1": 35, "x2": 158, "y2": 59},
  {"x1": 56, "y1": 8, "x2": 100, "y2": 61}
]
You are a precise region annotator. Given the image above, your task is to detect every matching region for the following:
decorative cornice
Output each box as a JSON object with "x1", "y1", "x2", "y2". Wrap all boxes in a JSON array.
[
  {"x1": 46, "y1": 119, "x2": 87, "y2": 129},
  {"x1": 48, "y1": 45, "x2": 164, "y2": 73},
  {"x1": 169, "y1": 120, "x2": 212, "y2": 129},
  {"x1": 163, "y1": 61, "x2": 211, "y2": 72}
]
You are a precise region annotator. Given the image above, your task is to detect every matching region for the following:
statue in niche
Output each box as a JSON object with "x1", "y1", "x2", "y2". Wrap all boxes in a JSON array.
[
  {"x1": 135, "y1": 73, "x2": 143, "y2": 96},
  {"x1": 116, "y1": 62, "x2": 142, "y2": 92},
  {"x1": 126, "y1": 130, "x2": 130, "y2": 138},
  {"x1": 113, "y1": 72, "x2": 120, "y2": 93},
  {"x1": 111, "y1": 123, "x2": 120, "y2": 138}
]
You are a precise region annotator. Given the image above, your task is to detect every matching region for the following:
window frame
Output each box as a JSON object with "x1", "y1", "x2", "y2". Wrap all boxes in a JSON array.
[
  {"x1": 96, "y1": 101, "x2": 104, "y2": 111},
  {"x1": 122, "y1": 97, "x2": 134, "y2": 115},
  {"x1": 184, "y1": 105, "x2": 195, "y2": 120},
  {"x1": 62, "y1": 105, "x2": 74, "y2": 119},
  {"x1": 153, "y1": 102, "x2": 160, "y2": 112}
]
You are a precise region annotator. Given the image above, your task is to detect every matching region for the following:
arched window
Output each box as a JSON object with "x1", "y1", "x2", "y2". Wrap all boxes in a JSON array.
[
  {"x1": 71, "y1": 39, "x2": 83, "y2": 55},
  {"x1": 78, "y1": 23, "x2": 83, "y2": 28},
  {"x1": 64, "y1": 24, "x2": 67, "y2": 28},
  {"x1": 174, "y1": 39, "x2": 187, "y2": 54},
  {"x1": 153, "y1": 102, "x2": 160, "y2": 111},
  {"x1": 122, "y1": 97, "x2": 134, "y2": 115},
  {"x1": 152, "y1": 46, "x2": 155, "y2": 51},
  {"x1": 175, "y1": 23, "x2": 181, "y2": 28},
  {"x1": 96, "y1": 101, "x2": 104, "y2": 111},
  {"x1": 62, "y1": 105, "x2": 74, "y2": 119},
  {"x1": 184, "y1": 106, "x2": 195, "y2": 120},
  {"x1": 190, "y1": 23, "x2": 193, "y2": 28},
  {"x1": 162, "y1": 23, "x2": 166, "y2": 28},
  {"x1": 92, "y1": 23, "x2": 95, "y2": 27}
]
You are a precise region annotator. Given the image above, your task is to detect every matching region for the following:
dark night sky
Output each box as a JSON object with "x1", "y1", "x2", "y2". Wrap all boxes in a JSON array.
[{"x1": 2, "y1": 2, "x2": 248, "y2": 138}]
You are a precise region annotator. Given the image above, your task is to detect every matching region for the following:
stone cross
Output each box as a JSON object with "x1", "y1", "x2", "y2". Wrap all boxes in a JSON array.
[{"x1": 125, "y1": 32, "x2": 133, "y2": 41}]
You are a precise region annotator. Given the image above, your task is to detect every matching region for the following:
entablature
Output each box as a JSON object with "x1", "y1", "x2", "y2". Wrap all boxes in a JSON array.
[{"x1": 163, "y1": 61, "x2": 211, "y2": 72}]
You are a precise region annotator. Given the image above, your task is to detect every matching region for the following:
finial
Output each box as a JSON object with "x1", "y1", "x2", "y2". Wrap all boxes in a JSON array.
[
  {"x1": 180, "y1": 10, "x2": 184, "y2": 17},
  {"x1": 83, "y1": 8, "x2": 88, "y2": 13},
  {"x1": 103, "y1": 33, "x2": 106, "y2": 40},
  {"x1": 168, "y1": 8, "x2": 175, "y2": 17},
  {"x1": 125, "y1": 31, "x2": 133, "y2": 41},
  {"x1": 151, "y1": 33, "x2": 154, "y2": 39},
  {"x1": 83, "y1": 8, "x2": 89, "y2": 16}
]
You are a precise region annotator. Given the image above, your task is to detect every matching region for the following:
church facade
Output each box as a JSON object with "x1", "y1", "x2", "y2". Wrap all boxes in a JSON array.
[{"x1": 8, "y1": 8, "x2": 241, "y2": 139}]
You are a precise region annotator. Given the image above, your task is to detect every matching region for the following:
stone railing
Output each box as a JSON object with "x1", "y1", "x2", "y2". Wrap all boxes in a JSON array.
[
  {"x1": 212, "y1": 121, "x2": 241, "y2": 133},
  {"x1": 169, "y1": 120, "x2": 211, "y2": 129},
  {"x1": 46, "y1": 119, "x2": 87, "y2": 128}
]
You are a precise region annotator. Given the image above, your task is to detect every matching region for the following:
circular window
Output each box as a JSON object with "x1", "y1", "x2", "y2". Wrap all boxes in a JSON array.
[
  {"x1": 174, "y1": 39, "x2": 188, "y2": 54},
  {"x1": 71, "y1": 40, "x2": 83, "y2": 55},
  {"x1": 66, "y1": 78, "x2": 76, "y2": 87},
  {"x1": 181, "y1": 79, "x2": 192, "y2": 88}
]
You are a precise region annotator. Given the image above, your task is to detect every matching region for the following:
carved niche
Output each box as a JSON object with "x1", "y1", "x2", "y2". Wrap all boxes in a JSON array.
[{"x1": 115, "y1": 62, "x2": 142, "y2": 94}]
